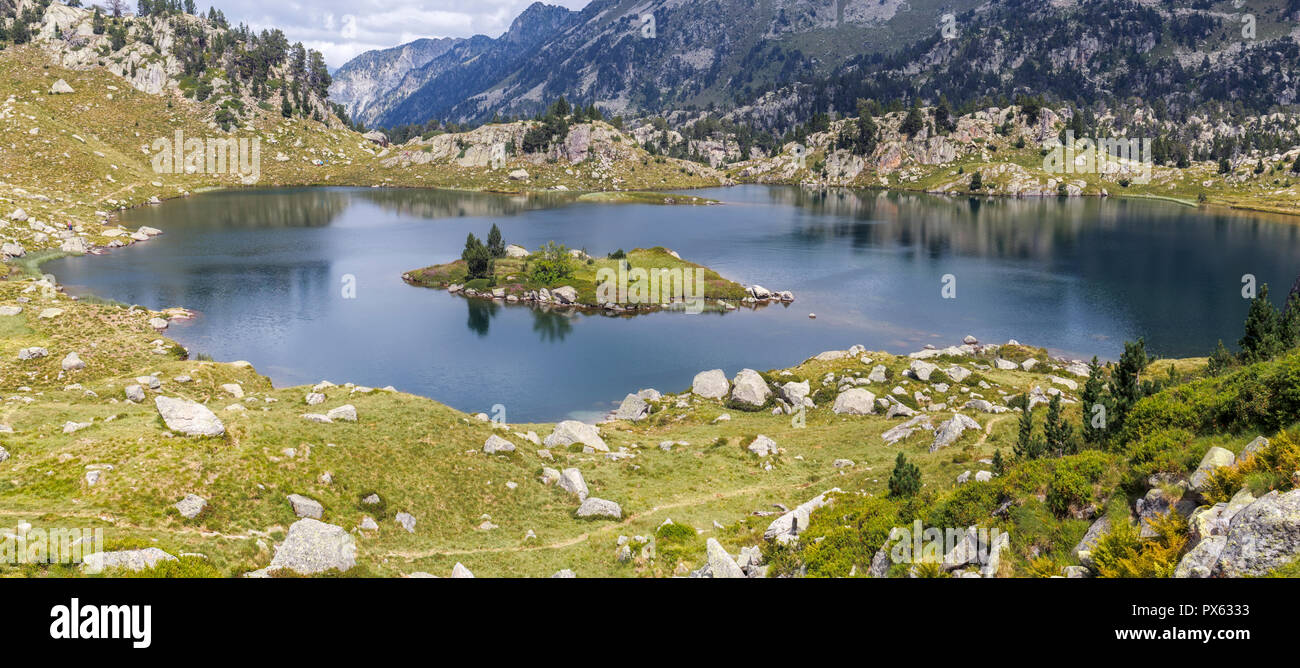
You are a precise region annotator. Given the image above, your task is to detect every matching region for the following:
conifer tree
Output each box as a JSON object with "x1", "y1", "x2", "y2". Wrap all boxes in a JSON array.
[{"x1": 887, "y1": 452, "x2": 921, "y2": 498}]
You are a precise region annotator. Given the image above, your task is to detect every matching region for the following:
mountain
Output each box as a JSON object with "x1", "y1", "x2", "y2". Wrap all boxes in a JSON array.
[
  {"x1": 328, "y1": 37, "x2": 462, "y2": 127},
  {"x1": 347, "y1": 0, "x2": 980, "y2": 128}
]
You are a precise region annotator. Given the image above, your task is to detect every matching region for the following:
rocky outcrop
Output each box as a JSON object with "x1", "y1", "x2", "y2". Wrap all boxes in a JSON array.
[{"x1": 154, "y1": 396, "x2": 224, "y2": 437}]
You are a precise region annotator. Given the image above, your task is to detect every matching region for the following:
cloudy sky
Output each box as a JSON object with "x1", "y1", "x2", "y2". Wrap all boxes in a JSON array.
[{"x1": 204, "y1": 0, "x2": 592, "y2": 68}]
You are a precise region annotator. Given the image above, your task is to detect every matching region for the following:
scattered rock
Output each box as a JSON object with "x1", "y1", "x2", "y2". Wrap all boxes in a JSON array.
[
  {"x1": 82, "y1": 548, "x2": 177, "y2": 573},
  {"x1": 544, "y1": 420, "x2": 608, "y2": 452},
  {"x1": 395, "y1": 511, "x2": 417, "y2": 533},
  {"x1": 691, "y1": 369, "x2": 730, "y2": 399},
  {"x1": 483, "y1": 434, "x2": 515, "y2": 454},
  {"x1": 174, "y1": 494, "x2": 207, "y2": 519},
  {"x1": 154, "y1": 396, "x2": 225, "y2": 436},
  {"x1": 832, "y1": 388, "x2": 876, "y2": 415},
  {"x1": 286, "y1": 494, "x2": 323, "y2": 519},
  {"x1": 576, "y1": 497, "x2": 622, "y2": 519}
]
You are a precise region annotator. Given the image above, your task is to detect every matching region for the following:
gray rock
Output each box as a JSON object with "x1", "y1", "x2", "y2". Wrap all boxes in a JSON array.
[
  {"x1": 50, "y1": 78, "x2": 75, "y2": 94},
  {"x1": 154, "y1": 396, "x2": 225, "y2": 436},
  {"x1": 326, "y1": 404, "x2": 357, "y2": 422},
  {"x1": 729, "y1": 368, "x2": 772, "y2": 407},
  {"x1": 764, "y1": 489, "x2": 839, "y2": 544},
  {"x1": 0, "y1": 305, "x2": 21, "y2": 316},
  {"x1": 265, "y1": 518, "x2": 356, "y2": 575},
  {"x1": 18, "y1": 347, "x2": 47, "y2": 360},
  {"x1": 544, "y1": 420, "x2": 608, "y2": 452},
  {"x1": 0, "y1": 446, "x2": 8, "y2": 464},
  {"x1": 61, "y1": 352, "x2": 86, "y2": 371},
  {"x1": 908, "y1": 360, "x2": 938, "y2": 381},
  {"x1": 778, "y1": 380, "x2": 810, "y2": 406},
  {"x1": 1135, "y1": 488, "x2": 1198, "y2": 538},
  {"x1": 451, "y1": 562, "x2": 474, "y2": 578},
  {"x1": 974, "y1": 470, "x2": 993, "y2": 483},
  {"x1": 1062, "y1": 565, "x2": 1090, "y2": 578},
  {"x1": 396, "y1": 511, "x2": 417, "y2": 533},
  {"x1": 1175, "y1": 535, "x2": 1227, "y2": 578},
  {"x1": 691, "y1": 369, "x2": 729, "y2": 399},
  {"x1": 551, "y1": 569, "x2": 576, "y2": 578},
  {"x1": 286, "y1": 493, "x2": 323, "y2": 519},
  {"x1": 305, "y1": 392, "x2": 326, "y2": 405},
  {"x1": 483, "y1": 434, "x2": 515, "y2": 454},
  {"x1": 615, "y1": 393, "x2": 650, "y2": 421},
  {"x1": 929, "y1": 414, "x2": 980, "y2": 452},
  {"x1": 705, "y1": 538, "x2": 746, "y2": 578},
  {"x1": 1189, "y1": 446, "x2": 1235, "y2": 492},
  {"x1": 558, "y1": 468, "x2": 589, "y2": 500},
  {"x1": 833, "y1": 458, "x2": 855, "y2": 468},
  {"x1": 1242, "y1": 436, "x2": 1269, "y2": 460},
  {"x1": 1073, "y1": 515, "x2": 1112, "y2": 569},
  {"x1": 747, "y1": 434, "x2": 777, "y2": 457},
  {"x1": 124, "y1": 385, "x2": 145, "y2": 403},
  {"x1": 576, "y1": 497, "x2": 622, "y2": 519},
  {"x1": 832, "y1": 388, "x2": 876, "y2": 415},
  {"x1": 174, "y1": 494, "x2": 207, "y2": 519},
  {"x1": 1213, "y1": 489, "x2": 1300, "y2": 577},
  {"x1": 82, "y1": 548, "x2": 177, "y2": 573}
]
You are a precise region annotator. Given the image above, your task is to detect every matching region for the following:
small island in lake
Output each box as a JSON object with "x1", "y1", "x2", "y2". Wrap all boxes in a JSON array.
[{"x1": 402, "y1": 225, "x2": 793, "y2": 314}]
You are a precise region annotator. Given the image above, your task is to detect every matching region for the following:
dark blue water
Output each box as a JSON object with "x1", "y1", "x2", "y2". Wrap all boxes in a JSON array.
[{"x1": 45, "y1": 186, "x2": 1300, "y2": 421}]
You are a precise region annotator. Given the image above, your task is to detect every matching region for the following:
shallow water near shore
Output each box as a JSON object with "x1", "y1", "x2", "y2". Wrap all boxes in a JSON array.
[{"x1": 45, "y1": 185, "x2": 1300, "y2": 422}]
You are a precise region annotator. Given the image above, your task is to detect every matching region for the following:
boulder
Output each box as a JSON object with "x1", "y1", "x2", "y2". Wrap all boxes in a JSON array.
[
  {"x1": 60, "y1": 237, "x2": 90, "y2": 254},
  {"x1": 18, "y1": 347, "x2": 48, "y2": 360},
  {"x1": 451, "y1": 563, "x2": 475, "y2": 578},
  {"x1": 1175, "y1": 536, "x2": 1227, "y2": 578},
  {"x1": 729, "y1": 368, "x2": 771, "y2": 406},
  {"x1": 764, "y1": 489, "x2": 839, "y2": 544},
  {"x1": 867, "y1": 365, "x2": 888, "y2": 383},
  {"x1": 1073, "y1": 515, "x2": 1112, "y2": 569},
  {"x1": 508, "y1": 169, "x2": 530, "y2": 181},
  {"x1": 576, "y1": 497, "x2": 622, "y2": 519},
  {"x1": 1242, "y1": 436, "x2": 1269, "y2": 460},
  {"x1": 483, "y1": 434, "x2": 515, "y2": 454},
  {"x1": 747, "y1": 434, "x2": 777, "y2": 457},
  {"x1": 396, "y1": 512, "x2": 417, "y2": 533},
  {"x1": 82, "y1": 548, "x2": 177, "y2": 573},
  {"x1": 264, "y1": 518, "x2": 356, "y2": 575},
  {"x1": 551, "y1": 286, "x2": 578, "y2": 304},
  {"x1": 49, "y1": 78, "x2": 75, "y2": 94},
  {"x1": 154, "y1": 396, "x2": 224, "y2": 436},
  {"x1": 832, "y1": 388, "x2": 876, "y2": 415},
  {"x1": 326, "y1": 404, "x2": 357, "y2": 422},
  {"x1": 286, "y1": 493, "x2": 323, "y2": 519},
  {"x1": 504, "y1": 244, "x2": 529, "y2": 258},
  {"x1": 908, "y1": 360, "x2": 938, "y2": 381},
  {"x1": 1135, "y1": 488, "x2": 1198, "y2": 538},
  {"x1": 544, "y1": 420, "x2": 608, "y2": 452},
  {"x1": 615, "y1": 393, "x2": 650, "y2": 421},
  {"x1": 174, "y1": 494, "x2": 207, "y2": 519},
  {"x1": 704, "y1": 538, "x2": 745, "y2": 578},
  {"x1": 1189, "y1": 446, "x2": 1235, "y2": 493},
  {"x1": 691, "y1": 369, "x2": 729, "y2": 399},
  {"x1": 61, "y1": 352, "x2": 85, "y2": 371},
  {"x1": 558, "y1": 468, "x2": 589, "y2": 500},
  {"x1": 1213, "y1": 489, "x2": 1300, "y2": 577},
  {"x1": 778, "y1": 380, "x2": 810, "y2": 406},
  {"x1": 929, "y1": 414, "x2": 980, "y2": 452}
]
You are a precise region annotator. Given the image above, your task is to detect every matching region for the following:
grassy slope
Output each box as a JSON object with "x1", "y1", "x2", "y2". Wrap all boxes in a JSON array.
[
  {"x1": 405, "y1": 246, "x2": 750, "y2": 307},
  {"x1": 2, "y1": 269, "x2": 1108, "y2": 578}
]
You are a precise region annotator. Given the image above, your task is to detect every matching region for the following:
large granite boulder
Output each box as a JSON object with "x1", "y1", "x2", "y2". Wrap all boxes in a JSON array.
[
  {"x1": 729, "y1": 369, "x2": 772, "y2": 407},
  {"x1": 264, "y1": 518, "x2": 356, "y2": 575},
  {"x1": 544, "y1": 420, "x2": 608, "y2": 452},
  {"x1": 832, "y1": 388, "x2": 876, "y2": 415},
  {"x1": 154, "y1": 396, "x2": 225, "y2": 437},
  {"x1": 691, "y1": 369, "x2": 729, "y2": 399},
  {"x1": 1213, "y1": 489, "x2": 1300, "y2": 577}
]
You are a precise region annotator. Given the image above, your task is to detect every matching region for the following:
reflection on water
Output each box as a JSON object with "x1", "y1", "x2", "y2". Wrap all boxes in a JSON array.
[{"x1": 43, "y1": 185, "x2": 1300, "y2": 421}]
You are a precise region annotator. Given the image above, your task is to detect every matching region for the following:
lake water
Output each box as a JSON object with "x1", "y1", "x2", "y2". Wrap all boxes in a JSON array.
[{"x1": 45, "y1": 185, "x2": 1300, "y2": 422}]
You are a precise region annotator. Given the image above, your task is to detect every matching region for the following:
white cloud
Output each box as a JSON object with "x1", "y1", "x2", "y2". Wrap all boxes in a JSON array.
[{"x1": 206, "y1": 0, "x2": 591, "y2": 68}]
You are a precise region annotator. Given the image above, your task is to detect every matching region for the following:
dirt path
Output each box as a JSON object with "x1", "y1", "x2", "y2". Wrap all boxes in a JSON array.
[{"x1": 384, "y1": 482, "x2": 790, "y2": 559}]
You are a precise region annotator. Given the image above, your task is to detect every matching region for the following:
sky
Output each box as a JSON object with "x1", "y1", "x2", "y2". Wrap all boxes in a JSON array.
[{"x1": 200, "y1": 0, "x2": 592, "y2": 69}]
